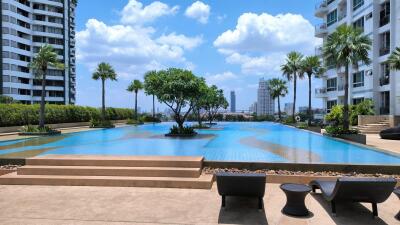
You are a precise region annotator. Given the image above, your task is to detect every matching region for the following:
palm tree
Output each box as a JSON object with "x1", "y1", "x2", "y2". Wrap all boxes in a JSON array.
[
  {"x1": 387, "y1": 47, "x2": 400, "y2": 71},
  {"x1": 267, "y1": 78, "x2": 288, "y2": 121},
  {"x1": 281, "y1": 51, "x2": 304, "y2": 121},
  {"x1": 323, "y1": 24, "x2": 371, "y2": 130},
  {"x1": 144, "y1": 71, "x2": 157, "y2": 118},
  {"x1": 29, "y1": 45, "x2": 64, "y2": 128},
  {"x1": 127, "y1": 79, "x2": 143, "y2": 121},
  {"x1": 92, "y1": 62, "x2": 117, "y2": 121},
  {"x1": 301, "y1": 56, "x2": 325, "y2": 126}
]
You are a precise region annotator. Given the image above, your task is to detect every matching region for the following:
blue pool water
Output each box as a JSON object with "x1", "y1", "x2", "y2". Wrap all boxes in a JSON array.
[{"x1": 0, "y1": 122, "x2": 399, "y2": 165}]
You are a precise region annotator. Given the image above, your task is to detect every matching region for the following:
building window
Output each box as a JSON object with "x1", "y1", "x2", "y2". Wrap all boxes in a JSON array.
[
  {"x1": 353, "y1": 17, "x2": 364, "y2": 32},
  {"x1": 380, "y1": 63, "x2": 390, "y2": 86},
  {"x1": 353, "y1": 71, "x2": 364, "y2": 88},
  {"x1": 327, "y1": 9, "x2": 337, "y2": 27},
  {"x1": 365, "y1": 12, "x2": 373, "y2": 20},
  {"x1": 2, "y1": 87, "x2": 10, "y2": 94},
  {"x1": 327, "y1": 78, "x2": 337, "y2": 92},
  {"x1": 352, "y1": 98, "x2": 364, "y2": 105},
  {"x1": 353, "y1": 0, "x2": 364, "y2": 11},
  {"x1": 380, "y1": 91, "x2": 390, "y2": 115},
  {"x1": 327, "y1": 0, "x2": 335, "y2": 5},
  {"x1": 380, "y1": 31, "x2": 390, "y2": 56},
  {"x1": 380, "y1": 1, "x2": 390, "y2": 27},
  {"x1": 327, "y1": 100, "x2": 337, "y2": 113}
]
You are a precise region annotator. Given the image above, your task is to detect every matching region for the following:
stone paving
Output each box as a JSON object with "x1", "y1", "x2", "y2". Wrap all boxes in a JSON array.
[{"x1": 0, "y1": 183, "x2": 397, "y2": 225}]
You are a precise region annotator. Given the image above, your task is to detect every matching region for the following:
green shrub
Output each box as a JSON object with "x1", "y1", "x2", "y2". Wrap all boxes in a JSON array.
[
  {"x1": 282, "y1": 117, "x2": 295, "y2": 124},
  {"x1": 89, "y1": 119, "x2": 114, "y2": 128},
  {"x1": 126, "y1": 118, "x2": 143, "y2": 125},
  {"x1": 19, "y1": 125, "x2": 57, "y2": 133},
  {"x1": 296, "y1": 122, "x2": 308, "y2": 129},
  {"x1": 325, "y1": 105, "x2": 344, "y2": 125},
  {"x1": 140, "y1": 115, "x2": 161, "y2": 123},
  {"x1": 0, "y1": 104, "x2": 133, "y2": 127},
  {"x1": 325, "y1": 125, "x2": 359, "y2": 137},
  {"x1": 350, "y1": 100, "x2": 374, "y2": 126},
  {"x1": 168, "y1": 125, "x2": 196, "y2": 135}
]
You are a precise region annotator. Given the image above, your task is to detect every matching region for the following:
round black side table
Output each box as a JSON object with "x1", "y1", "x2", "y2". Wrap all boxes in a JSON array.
[
  {"x1": 394, "y1": 187, "x2": 400, "y2": 221},
  {"x1": 280, "y1": 183, "x2": 311, "y2": 217}
]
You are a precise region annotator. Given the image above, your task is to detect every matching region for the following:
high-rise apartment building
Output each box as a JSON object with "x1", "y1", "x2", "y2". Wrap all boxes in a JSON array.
[
  {"x1": 257, "y1": 78, "x2": 275, "y2": 116},
  {"x1": 1, "y1": 0, "x2": 77, "y2": 104},
  {"x1": 230, "y1": 91, "x2": 236, "y2": 113},
  {"x1": 314, "y1": 0, "x2": 399, "y2": 115}
]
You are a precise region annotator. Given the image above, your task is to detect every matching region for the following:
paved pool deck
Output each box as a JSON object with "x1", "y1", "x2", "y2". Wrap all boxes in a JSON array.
[{"x1": 0, "y1": 183, "x2": 398, "y2": 225}]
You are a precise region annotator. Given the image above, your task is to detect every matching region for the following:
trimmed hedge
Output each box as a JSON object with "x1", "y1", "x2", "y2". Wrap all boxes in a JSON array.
[{"x1": 0, "y1": 104, "x2": 134, "y2": 127}]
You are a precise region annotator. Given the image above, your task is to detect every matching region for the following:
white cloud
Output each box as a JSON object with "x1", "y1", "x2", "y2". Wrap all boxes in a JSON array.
[
  {"x1": 206, "y1": 71, "x2": 238, "y2": 85},
  {"x1": 157, "y1": 33, "x2": 203, "y2": 50},
  {"x1": 185, "y1": 1, "x2": 211, "y2": 24},
  {"x1": 77, "y1": 18, "x2": 201, "y2": 79},
  {"x1": 214, "y1": 13, "x2": 320, "y2": 75},
  {"x1": 225, "y1": 52, "x2": 285, "y2": 76},
  {"x1": 121, "y1": 0, "x2": 179, "y2": 25}
]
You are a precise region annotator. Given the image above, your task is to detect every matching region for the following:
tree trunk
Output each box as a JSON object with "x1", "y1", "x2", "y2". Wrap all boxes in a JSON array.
[
  {"x1": 308, "y1": 74, "x2": 312, "y2": 126},
  {"x1": 135, "y1": 91, "x2": 138, "y2": 121},
  {"x1": 101, "y1": 79, "x2": 105, "y2": 121},
  {"x1": 278, "y1": 96, "x2": 282, "y2": 121},
  {"x1": 176, "y1": 116, "x2": 184, "y2": 130},
  {"x1": 197, "y1": 108, "x2": 202, "y2": 126},
  {"x1": 152, "y1": 95, "x2": 155, "y2": 118},
  {"x1": 343, "y1": 64, "x2": 350, "y2": 130},
  {"x1": 292, "y1": 73, "x2": 297, "y2": 122},
  {"x1": 39, "y1": 70, "x2": 46, "y2": 128}
]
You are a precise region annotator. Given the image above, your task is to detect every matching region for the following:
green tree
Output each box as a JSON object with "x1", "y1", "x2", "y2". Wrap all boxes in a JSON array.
[
  {"x1": 267, "y1": 78, "x2": 288, "y2": 121},
  {"x1": 0, "y1": 95, "x2": 16, "y2": 104},
  {"x1": 192, "y1": 79, "x2": 209, "y2": 127},
  {"x1": 144, "y1": 68, "x2": 204, "y2": 130},
  {"x1": 144, "y1": 70, "x2": 157, "y2": 118},
  {"x1": 281, "y1": 51, "x2": 304, "y2": 121},
  {"x1": 387, "y1": 47, "x2": 400, "y2": 71},
  {"x1": 203, "y1": 85, "x2": 228, "y2": 124},
  {"x1": 300, "y1": 56, "x2": 325, "y2": 126},
  {"x1": 323, "y1": 24, "x2": 371, "y2": 130},
  {"x1": 92, "y1": 62, "x2": 117, "y2": 120},
  {"x1": 127, "y1": 79, "x2": 143, "y2": 121},
  {"x1": 29, "y1": 44, "x2": 64, "y2": 128}
]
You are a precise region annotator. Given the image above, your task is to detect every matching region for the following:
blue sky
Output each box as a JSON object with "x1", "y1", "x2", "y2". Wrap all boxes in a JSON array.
[{"x1": 75, "y1": 0, "x2": 322, "y2": 113}]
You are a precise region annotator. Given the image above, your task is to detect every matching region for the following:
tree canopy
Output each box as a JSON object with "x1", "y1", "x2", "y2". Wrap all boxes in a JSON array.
[{"x1": 144, "y1": 68, "x2": 205, "y2": 129}]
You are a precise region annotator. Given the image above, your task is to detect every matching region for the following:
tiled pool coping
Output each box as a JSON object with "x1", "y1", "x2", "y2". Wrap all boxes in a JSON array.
[{"x1": 1, "y1": 157, "x2": 399, "y2": 175}]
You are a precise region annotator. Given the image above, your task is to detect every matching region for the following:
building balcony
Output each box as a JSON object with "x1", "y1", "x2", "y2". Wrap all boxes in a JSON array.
[
  {"x1": 315, "y1": 1, "x2": 328, "y2": 18},
  {"x1": 379, "y1": 76, "x2": 390, "y2": 86},
  {"x1": 315, "y1": 88, "x2": 327, "y2": 98},
  {"x1": 315, "y1": 23, "x2": 328, "y2": 38}
]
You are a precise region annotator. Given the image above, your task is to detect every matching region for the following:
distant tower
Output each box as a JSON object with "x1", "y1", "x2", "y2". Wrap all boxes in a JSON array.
[
  {"x1": 257, "y1": 78, "x2": 275, "y2": 116},
  {"x1": 230, "y1": 91, "x2": 236, "y2": 113}
]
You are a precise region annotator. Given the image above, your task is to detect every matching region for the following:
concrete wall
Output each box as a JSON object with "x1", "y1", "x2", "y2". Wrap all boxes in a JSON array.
[{"x1": 358, "y1": 115, "x2": 400, "y2": 127}]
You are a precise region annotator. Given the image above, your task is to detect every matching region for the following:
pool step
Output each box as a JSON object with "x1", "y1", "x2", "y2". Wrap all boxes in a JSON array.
[
  {"x1": 0, "y1": 155, "x2": 213, "y2": 189},
  {"x1": 26, "y1": 155, "x2": 203, "y2": 168},
  {"x1": 18, "y1": 166, "x2": 201, "y2": 178},
  {"x1": 0, "y1": 172, "x2": 214, "y2": 189}
]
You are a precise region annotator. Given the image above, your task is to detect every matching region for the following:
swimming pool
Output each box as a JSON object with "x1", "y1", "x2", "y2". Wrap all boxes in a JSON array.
[{"x1": 0, "y1": 122, "x2": 399, "y2": 165}]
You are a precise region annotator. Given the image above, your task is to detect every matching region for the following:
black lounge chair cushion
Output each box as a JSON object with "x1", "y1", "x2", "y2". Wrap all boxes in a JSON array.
[
  {"x1": 310, "y1": 177, "x2": 397, "y2": 203},
  {"x1": 216, "y1": 172, "x2": 266, "y2": 197},
  {"x1": 380, "y1": 127, "x2": 400, "y2": 140}
]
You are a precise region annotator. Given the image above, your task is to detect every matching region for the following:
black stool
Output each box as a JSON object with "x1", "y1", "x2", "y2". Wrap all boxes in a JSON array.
[{"x1": 280, "y1": 183, "x2": 311, "y2": 217}]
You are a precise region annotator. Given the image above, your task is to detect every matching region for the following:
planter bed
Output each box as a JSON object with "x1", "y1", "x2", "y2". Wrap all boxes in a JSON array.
[
  {"x1": 323, "y1": 133, "x2": 366, "y2": 144},
  {"x1": 18, "y1": 130, "x2": 61, "y2": 136},
  {"x1": 165, "y1": 133, "x2": 198, "y2": 138},
  {"x1": 203, "y1": 168, "x2": 400, "y2": 186}
]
